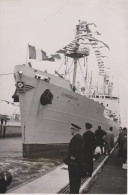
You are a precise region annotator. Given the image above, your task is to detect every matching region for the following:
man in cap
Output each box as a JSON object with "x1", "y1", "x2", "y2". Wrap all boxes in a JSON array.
[
  {"x1": 63, "y1": 123, "x2": 84, "y2": 194},
  {"x1": 83, "y1": 123, "x2": 95, "y2": 177}
]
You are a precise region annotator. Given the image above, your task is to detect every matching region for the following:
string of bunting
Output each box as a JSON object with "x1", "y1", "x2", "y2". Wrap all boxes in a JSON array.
[
  {"x1": 75, "y1": 21, "x2": 109, "y2": 76},
  {"x1": 65, "y1": 20, "x2": 109, "y2": 76}
]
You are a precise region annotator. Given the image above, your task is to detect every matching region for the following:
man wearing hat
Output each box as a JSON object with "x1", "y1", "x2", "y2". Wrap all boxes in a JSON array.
[
  {"x1": 83, "y1": 123, "x2": 95, "y2": 177},
  {"x1": 63, "y1": 123, "x2": 84, "y2": 194}
]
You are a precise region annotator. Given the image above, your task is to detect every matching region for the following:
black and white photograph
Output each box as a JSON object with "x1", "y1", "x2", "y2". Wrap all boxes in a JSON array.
[{"x1": 0, "y1": 0, "x2": 127, "y2": 194}]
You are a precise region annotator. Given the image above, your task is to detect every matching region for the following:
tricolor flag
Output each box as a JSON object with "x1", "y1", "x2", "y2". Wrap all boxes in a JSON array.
[
  {"x1": 28, "y1": 45, "x2": 61, "y2": 61},
  {"x1": 51, "y1": 54, "x2": 61, "y2": 59}
]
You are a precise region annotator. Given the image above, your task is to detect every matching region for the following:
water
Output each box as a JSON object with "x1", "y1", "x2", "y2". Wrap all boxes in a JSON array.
[{"x1": 0, "y1": 137, "x2": 62, "y2": 190}]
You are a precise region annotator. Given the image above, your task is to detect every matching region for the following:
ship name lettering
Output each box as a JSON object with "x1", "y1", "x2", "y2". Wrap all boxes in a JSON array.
[{"x1": 61, "y1": 92, "x2": 78, "y2": 101}]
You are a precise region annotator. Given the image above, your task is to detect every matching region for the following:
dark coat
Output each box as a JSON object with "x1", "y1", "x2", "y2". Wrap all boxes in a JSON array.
[
  {"x1": 83, "y1": 130, "x2": 95, "y2": 174},
  {"x1": 95, "y1": 129, "x2": 106, "y2": 147},
  {"x1": 0, "y1": 180, "x2": 7, "y2": 193},
  {"x1": 63, "y1": 133, "x2": 84, "y2": 194},
  {"x1": 64, "y1": 133, "x2": 84, "y2": 177},
  {"x1": 83, "y1": 130, "x2": 95, "y2": 155}
]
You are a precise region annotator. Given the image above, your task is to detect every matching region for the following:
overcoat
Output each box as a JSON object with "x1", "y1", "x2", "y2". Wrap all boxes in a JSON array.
[
  {"x1": 95, "y1": 129, "x2": 106, "y2": 147},
  {"x1": 67, "y1": 133, "x2": 84, "y2": 177},
  {"x1": 104, "y1": 131, "x2": 114, "y2": 150},
  {"x1": 83, "y1": 130, "x2": 95, "y2": 174},
  {"x1": 63, "y1": 133, "x2": 84, "y2": 194}
]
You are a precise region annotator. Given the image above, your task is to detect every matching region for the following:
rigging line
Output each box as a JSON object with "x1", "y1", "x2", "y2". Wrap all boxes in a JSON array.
[
  {"x1": 0, "y1": 73, "x2": 14, "y2": 76},
  {"x1": 61, "y1": 58, "x2": 77, "y2": 76},
  {"x1": 78, "y1": 60, "x2": 86, "y2": 86},
  {"x1": 61, "y1": 59, "x2": 74, "y2": 76},
  {"x1": 61, "y1": 67, "x2": 73, "y2": 75},
  {"x1": 56, "y1": 57, "x2": 65, "y2": 72},
  {"x1": 67, "y1": 59, "x2": 74, "y2": 72},
  {"x1": 62, "y1": 58, "x2": 84, "y2": 76}
]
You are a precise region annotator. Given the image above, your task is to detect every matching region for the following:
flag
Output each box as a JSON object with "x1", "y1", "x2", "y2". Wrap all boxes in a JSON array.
[
  {"x1": 51, "y1": 54, "x2": 61, "y2": 59},
  {"x1": 28, "y1": 45, "x2": 48, "y2": 60},
  {"x1": 28, "y1": 45, "x2": 61, "y2": 61},
  {"x1": 29, "y1": 45, "x2": 36, "y2": 59},
  {"x1": 47, "y1": 57, "x2": 55, "y2": 62}
]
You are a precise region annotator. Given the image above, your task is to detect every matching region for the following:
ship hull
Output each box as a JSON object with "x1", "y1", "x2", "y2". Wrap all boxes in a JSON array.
[
  {"x1": 23, "y1": 143, "x2": 69, "y2": 158},
  {"x1": 14, "y1": 65, "x2": 120, "y2": 158}
]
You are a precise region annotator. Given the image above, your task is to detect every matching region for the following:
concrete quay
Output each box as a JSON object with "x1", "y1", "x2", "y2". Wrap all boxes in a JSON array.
[{"x1": 9, "y1": 144, "x2": 127, "y2": 194}]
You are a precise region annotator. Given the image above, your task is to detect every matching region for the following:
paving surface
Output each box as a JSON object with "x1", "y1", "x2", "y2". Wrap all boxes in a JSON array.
[
  {"x1": 9, "y1": 164, "x2": 69, "y2": 194},
  {"x1": 87, "y1": 147, "x2": 127, "y2": 194}
]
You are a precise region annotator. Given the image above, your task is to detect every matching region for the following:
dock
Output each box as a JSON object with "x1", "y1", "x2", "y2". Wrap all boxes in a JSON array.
[
  {"x1": 87, "y1": 147, "x2": 127, "y2": 194},
  {"x1": 8, "y1": 144, "x2": 127, "y2": 194}
]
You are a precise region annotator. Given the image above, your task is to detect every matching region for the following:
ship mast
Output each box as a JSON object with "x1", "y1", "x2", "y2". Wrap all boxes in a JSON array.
[
  {"x1": 72, "y1": 58, "x2": 78, "y2": 91},
  {"x1": 71, "y1": 20, "x2": 89, "y2": 92},
  {"x1": 63, "y1": 20, "x2": 90, "y2": 92},
  {"x1": 72, "y1": 23, "x2": 80, "y2": 91}
]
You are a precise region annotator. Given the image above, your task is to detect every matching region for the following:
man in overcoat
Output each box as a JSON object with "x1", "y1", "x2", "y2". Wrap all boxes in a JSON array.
[
  {"x1": 104, "y1": 127, "x2": 114, "y2": 155},
  {"x1": 63, "y1": 123, "x2": 84, "y2": 194},
  {"x1": 95, "y1": 126, "x2": 106, "y2": 154},
  {"x1": 83, "y1": 123, "x2": 95, "y2": 177},
  {"x1": 117, "y1": 127, "x2": 127, "y2": 162}
]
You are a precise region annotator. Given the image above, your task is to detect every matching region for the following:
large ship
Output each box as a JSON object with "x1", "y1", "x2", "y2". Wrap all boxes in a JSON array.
[{"x1": 13, "y1": 21, "x2": 120, "y2": 157}]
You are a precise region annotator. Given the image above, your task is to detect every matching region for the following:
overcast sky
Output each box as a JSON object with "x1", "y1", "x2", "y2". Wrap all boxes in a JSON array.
[{"x1": 0, "y1": 0, "x2": 128, "y2": 126}]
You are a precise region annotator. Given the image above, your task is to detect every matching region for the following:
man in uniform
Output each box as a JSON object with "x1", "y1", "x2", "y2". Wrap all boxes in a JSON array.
[
  {"x1": 83, "y1": 123, "x2": 95, "y2": 177},
  {"x1": 63, "y1": 123, "x2": 84, "y2": 194}
]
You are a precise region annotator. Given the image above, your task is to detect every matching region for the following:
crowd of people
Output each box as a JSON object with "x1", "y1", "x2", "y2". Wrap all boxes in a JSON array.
[{"x1": 63, "y1": 123, "x2": 127, "y2": 194}]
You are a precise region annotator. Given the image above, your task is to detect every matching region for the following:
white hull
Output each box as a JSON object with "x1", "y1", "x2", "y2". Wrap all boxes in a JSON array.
[{"x1": 14, "y1": 65, "x2": 120, "y2": 157}]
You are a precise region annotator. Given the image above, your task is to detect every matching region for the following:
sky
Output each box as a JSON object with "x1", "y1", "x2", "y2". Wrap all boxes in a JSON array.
[{"x1": 0, "y1": 0, "x2": 128, "y2": 127}]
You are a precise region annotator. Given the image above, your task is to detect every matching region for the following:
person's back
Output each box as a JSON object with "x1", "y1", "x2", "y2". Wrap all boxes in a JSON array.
[
  {"x1": 95, "y1": 128, "x2": 106, "y2": 139},
  {"x1": 95, "y1": 126, "x2": 106, "y2": 146},
  {"x1": 83, "y1": 123, "x2": 95, "y2": 177},
  {"x1": 104, "y1": 127, "x2": 114, "y2": 155},
  {"x1": 83, "y1": 131, "x2": 95, "y2": 155},
  {"x1": 95, "y1": 126, "x2": 106, "y2": 154}
]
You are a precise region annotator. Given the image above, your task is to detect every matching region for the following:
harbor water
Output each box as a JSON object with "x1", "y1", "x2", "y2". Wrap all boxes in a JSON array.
[{"x1": 0, "y1": 137, "x2": 62, "y2": 191}]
